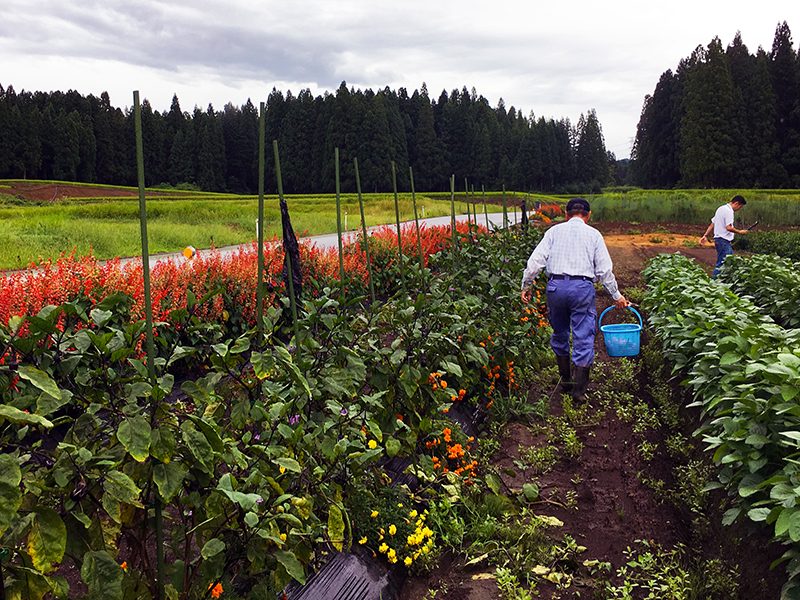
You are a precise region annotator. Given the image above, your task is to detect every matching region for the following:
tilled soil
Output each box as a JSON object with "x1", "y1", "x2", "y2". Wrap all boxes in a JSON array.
[{"x1": 401, "y1": 228, "x2": 785, "y2": 599}]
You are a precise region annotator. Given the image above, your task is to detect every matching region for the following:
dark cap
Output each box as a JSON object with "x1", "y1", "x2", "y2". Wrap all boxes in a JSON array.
[{"x1": 566, "y1": 197, "x2": 591, "y2": 213}]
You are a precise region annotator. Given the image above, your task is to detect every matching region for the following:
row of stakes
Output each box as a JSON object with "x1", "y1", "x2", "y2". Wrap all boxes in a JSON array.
[{"x1": 131, "y1": 90, "x2": 523, "y2": 599}]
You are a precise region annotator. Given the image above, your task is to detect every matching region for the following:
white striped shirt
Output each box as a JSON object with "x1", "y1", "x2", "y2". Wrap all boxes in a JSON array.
[{"x1": 521, "y1": 217, "x2": 622, "y2": 300}]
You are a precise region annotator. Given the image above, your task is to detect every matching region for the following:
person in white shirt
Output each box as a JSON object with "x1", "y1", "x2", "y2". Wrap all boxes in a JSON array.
[
  {"x1": 699, "y1": 195, "x2": 749, "y2": 277},
  {"x1": 521, "y1": 198, "x2": 629, "y2": 401}
]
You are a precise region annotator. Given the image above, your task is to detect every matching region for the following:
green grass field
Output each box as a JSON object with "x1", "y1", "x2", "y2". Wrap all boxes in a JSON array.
[
  {"x1": 0, "y1": 183, "x2": 487, "y2": 269},
  {"x1": 4, "y1": 180, "x2": 800, "y2": 270},
  {"x1": 586, "y1": 189, "x2": 800, "y2": 226}
]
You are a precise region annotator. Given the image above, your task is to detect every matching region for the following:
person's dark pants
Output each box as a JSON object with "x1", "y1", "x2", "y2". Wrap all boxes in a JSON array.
[
  {"x1": 712, "y1": 237, "x2": 733, "y2": 278},
  {"x1": 546, "y1": 278, "x2": 597, "y2": 367}
]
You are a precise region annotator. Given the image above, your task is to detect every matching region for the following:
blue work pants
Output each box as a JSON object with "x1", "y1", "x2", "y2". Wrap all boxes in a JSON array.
[
  {"x1": 712, "y1": 238, "x2": 733, "y2": 278},
  {"x1": 545, "y1": 278, "x2": 597, "y2": 367}
]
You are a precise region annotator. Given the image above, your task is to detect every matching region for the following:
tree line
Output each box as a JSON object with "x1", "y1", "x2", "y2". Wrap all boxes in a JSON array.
[
  {"x1": 0, "y1": 82, "x2": 613, "y2": 194},
  {"x1": 632, "y1": 21, "x2": 800, "y2": 188}
]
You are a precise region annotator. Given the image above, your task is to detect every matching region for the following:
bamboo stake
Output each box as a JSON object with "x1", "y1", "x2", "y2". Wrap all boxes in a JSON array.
[
  {"x1": 354, "y1": 158, "x2": 376, "y2": 303},
  {"x1": 334, "y1": 148, "x2": 346, "y2": 289},
  {"x1": 502, "y1": 185, "x2": 509, "y2": 229},
  {"x1": 450, "y1": 174, "x2": 457, "y2": 248},
  {"x1": 133, "y1": 90, "x2": 164, "y2": 600},
  {"x1": 273, "y1": 140, "x2": 299, "y2": 340},
  {"x1": 482, "y1": 185, "x2": 489, "y2": 228},
  {"x1": 463, "y1": 177, "x2": 470, "y2": 227},
  {"x1": 391, "y1": 161, "x2": 404, "y2": 286},
  {"x1": 409, "y1": 166, "x2": 424, "y2": 269},
  {"x1": 256, "y1": 102, "x2": 265, "y2": 336}
]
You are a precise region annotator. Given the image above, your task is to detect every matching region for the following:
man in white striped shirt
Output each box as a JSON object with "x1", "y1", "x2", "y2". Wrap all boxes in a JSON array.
[{"x1": 520, "y1": 198, "x2": 629, "y2": 400}]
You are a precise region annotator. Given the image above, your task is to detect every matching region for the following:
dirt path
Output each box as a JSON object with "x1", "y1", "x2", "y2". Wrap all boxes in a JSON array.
[{"x1": 402, "y1": 228, "x2": 783, "y2": 599}]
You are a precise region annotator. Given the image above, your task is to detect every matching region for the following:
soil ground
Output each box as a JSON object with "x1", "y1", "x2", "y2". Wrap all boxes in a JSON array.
[
  {"x1": 401, "y1": 224, "x2": 785, "y2": 599},
  {"x1": 1, "y1": 181, "x2": 194, "y2": 201}
]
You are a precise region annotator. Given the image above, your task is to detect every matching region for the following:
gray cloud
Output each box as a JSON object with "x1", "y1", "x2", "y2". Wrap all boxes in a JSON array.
[{"x1": 1, "y1": 0, "x2": 795, "y2": 157}]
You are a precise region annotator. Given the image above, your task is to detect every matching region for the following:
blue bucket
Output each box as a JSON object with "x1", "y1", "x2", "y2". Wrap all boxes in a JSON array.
[{"x1": 599, "y1": 306, "x2": 643, "y2": 357}]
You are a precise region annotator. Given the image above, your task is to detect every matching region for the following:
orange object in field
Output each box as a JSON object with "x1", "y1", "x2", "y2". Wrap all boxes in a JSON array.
[{"x1": 183, "y1": 246, "x2": 196, "y2": 260}]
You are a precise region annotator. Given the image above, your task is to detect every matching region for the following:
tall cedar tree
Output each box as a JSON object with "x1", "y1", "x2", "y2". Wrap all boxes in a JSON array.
[{"x1": 634, "y1": 21, "x2": 799, "y2": 188}]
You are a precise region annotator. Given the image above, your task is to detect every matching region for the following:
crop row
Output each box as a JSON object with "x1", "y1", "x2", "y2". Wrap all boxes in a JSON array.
[
  {"x1": 0, "y1": 225, "x2": 550, "y2": 599},
  {"x1": 720, "y1": 254, "x2": 800, "y2": 329},
  {"x1": 643, "y1": 254, "x2": 800, "y2": 597},
  {"x1": 736, "y1": 230, "x2": 800, "y2": 262}
]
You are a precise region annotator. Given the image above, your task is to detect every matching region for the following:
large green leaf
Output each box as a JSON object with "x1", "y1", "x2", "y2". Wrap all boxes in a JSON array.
[
  {"x1": 153, "y1": 462, "x2": 187, "y2": 503},
  {"x1": 150, "y1": 427, "x2": 177, "y2": 463},
  {"x1": 275, "y1": 549, "x2": 306, "y2": 584},
  {"x1": 216, "y1": 474, "x2": 262, "y2": 511},
  {"x1": 28, "y1": 507, "x2": 66, "y2": 573},
  {"x1": 17, "y1": 365, "x2": 60, "y2": 399},
  {"x1": 0, "y1": 404, "x2": 53, "y2": 428},
  {"x1": 117, "y1": 415, "x2": 151, "y2": 463},
  {"x1": 181, "y1": 422, "x2": 215, "y2": 473},
  {"x1": 103, "y1": 471, "x2": 143, "y2": 508},
  {"x1": 81, "y1": 550, "x2": 123, "y2": 600},
  {"x1": 0, "y1": 454, "x2": 22, "y2": 535},
  {"x1": 384, "y1": 438, "x2": 401, "y2": 458},
  {"x1": 201, "y1": 537, "x2": 226, "y2": 559},
  {"x1": 36, "y1": 388, "x2": 73, "y2": 416},
  {"x1": 274, "y1": 457, "x2": 301, "y2": 474}
]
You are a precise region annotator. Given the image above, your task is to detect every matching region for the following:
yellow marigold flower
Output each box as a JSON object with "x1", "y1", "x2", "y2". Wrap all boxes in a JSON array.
[
  {"x1": 279, "y1": 533, "x2": 287, "y2": 542},
  {"x1": 409, "y1": 509, "x2": 418, "y2": 518},
  {"x1": 397, "y1": 503, "x2": 403, "y2": 508},
  {"x1": 389, "y1": 524, "x2": 397, "y2": 536},
  {"x1": 368, "y1": 439, "x2": 378, "y2": 449},
  {"x1": 389, "y1": 555, "x2": 398, "y2": 564},
  {"x1": 359, "y1": 536, "x2": 368, "y2": 544},
  {"x1": 379, "y1": 543, "x2": 389, "y2": 553},
  {"x1": 387, "y1": 549, "x2": 397, "y2": 559},
  {"x1": 371, "y1": 510, "x2": 379, "y2": 518},
  {"x1": 279, "y1": 466, "x2": 286, "y2": 474},
  {"x1": 404, "y1": 556, "x2": 413, "y2": 567}
]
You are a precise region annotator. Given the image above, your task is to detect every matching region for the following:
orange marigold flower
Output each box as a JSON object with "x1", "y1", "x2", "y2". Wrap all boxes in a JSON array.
[
  {"x1": 120, "y1": 561, "x2": 128, "y2": 572},
  {"x1": 443, "y1": 428, "x2": 452, "y2": 443},
  {"x1": 208, "y1": 582, "x2": 223, "y2": 599},
  {"x1": 440, "y1": 380, "x2": 448, "y2": 389}
]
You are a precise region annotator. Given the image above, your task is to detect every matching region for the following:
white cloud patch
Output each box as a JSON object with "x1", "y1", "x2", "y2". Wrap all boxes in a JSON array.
[{"x1": 0, "y1": 0, "x2": 796, "y2": 158}]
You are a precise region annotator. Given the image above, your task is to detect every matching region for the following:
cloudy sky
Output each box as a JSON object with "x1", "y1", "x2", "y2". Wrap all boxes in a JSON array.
[{"x1": 1, "y1": 0, "x2": 796, "y2": 158}]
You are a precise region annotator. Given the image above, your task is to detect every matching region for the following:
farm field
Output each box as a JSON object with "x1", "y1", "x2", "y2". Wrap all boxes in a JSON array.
[
  {"x1": 0, "y1": 180, "x2": 504, "y2": 270},
  {"x1": 2, "y1": 210, "x2": 798, "y2": 599}
]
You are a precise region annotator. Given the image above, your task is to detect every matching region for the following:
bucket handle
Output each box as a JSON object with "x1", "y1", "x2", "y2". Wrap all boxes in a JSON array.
[{"x1": 599, "y1": 305, "x2": 642, "y2": 329}]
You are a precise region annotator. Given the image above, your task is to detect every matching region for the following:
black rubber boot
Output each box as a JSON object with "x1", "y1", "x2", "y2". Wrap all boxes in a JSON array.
[
  {"x1": 556, "y1": 355, "x2": 573, "y2": 393},
  {"x1": 572, "y1": 366, "x2": 591, "y2": 402}
]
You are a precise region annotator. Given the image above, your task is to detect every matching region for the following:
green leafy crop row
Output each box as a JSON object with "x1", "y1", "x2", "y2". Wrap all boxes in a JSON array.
[
  {"x1": 720, "y1": 254, "x2": 800, "y2": 329},
  {"x1": 643, "y1": 254, "x2": 800, "y2": 599},
  {"x1": 0, "y1": 226, "x2": 549, "y2": 599},
  {"x1": 736, "y1": 231, "x2": 800, "y2": 262}
]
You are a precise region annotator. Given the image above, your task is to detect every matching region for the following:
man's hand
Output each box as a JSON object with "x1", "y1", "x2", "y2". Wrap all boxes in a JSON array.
[
  {"x1": 521, "y1": 289, "x2": 532, "y2": 304},
  {"x1": 699, "y1": 235, "x2": 708, "y2": 245},
  {"x1": 615, "y1": 295, "x2": 631, "y2": 309},
  {"x1": 737, "y1": 228, "x2": 750, "y2": 235}
]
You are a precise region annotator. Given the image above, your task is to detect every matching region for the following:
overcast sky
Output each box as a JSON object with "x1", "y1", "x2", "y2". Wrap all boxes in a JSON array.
[{"x1": 1, "y1": 1, "x2": 797, "y2": 159}]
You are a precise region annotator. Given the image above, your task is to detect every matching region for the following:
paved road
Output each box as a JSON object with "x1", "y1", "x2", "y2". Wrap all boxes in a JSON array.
[{"x1": 130, "y1": 211, "x2": 518, "y2": 269}]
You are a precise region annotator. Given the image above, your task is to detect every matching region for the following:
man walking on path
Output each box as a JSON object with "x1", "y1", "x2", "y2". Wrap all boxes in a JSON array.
[
  {"x1": 520, "y1": 198, "x2": 629, "y2": 401},
  {"x1": 699, "y1": 195, "x2": 749, "y2": 278}
]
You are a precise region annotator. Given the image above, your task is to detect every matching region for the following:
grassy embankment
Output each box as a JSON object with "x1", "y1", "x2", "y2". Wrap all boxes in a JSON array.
[{"x1": 0, "y1": 183, "x2": 494, "y2": 269}]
